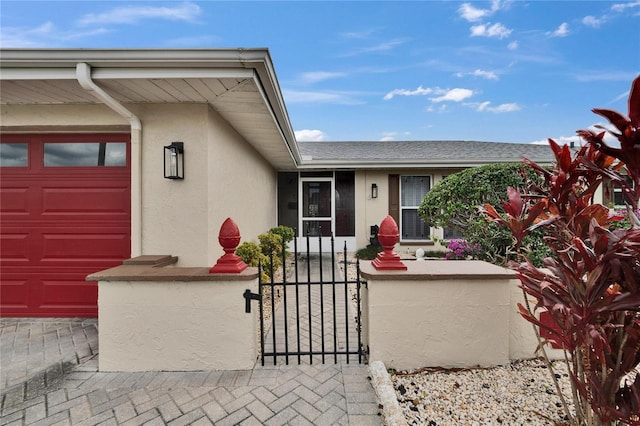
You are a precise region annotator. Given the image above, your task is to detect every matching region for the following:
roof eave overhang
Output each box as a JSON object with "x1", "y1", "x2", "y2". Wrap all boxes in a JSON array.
[
  {"x1": 296, "y1": 158, "x2": 555, "y2": 169},
  {"x1": 0, "y1": 48, "x2": 301, "y2": 168}
]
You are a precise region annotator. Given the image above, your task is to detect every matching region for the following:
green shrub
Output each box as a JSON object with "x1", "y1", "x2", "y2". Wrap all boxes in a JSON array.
[
  {"x1": 419, "y1": 163, "x2": 548, "y2": 266},
  {"x1": 258, "y1": 232, "x2": 283, "y2": 273},
  {"x1": 268, "y1": 225, "x2": 295, "y2": 244},
  {"x1": 356, "y1": 244, "x2": 382, "y2": 260}
]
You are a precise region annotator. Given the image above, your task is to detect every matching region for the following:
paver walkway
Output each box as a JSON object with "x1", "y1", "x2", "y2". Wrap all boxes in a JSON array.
[{"x1": 0, "y1": 255, "x2": 382, "y2": 425}]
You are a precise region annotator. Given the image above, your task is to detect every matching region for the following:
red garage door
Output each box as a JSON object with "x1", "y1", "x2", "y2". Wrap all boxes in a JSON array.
[{"x1": 0, "y1": 134, "x2": 131, "y2": 317}]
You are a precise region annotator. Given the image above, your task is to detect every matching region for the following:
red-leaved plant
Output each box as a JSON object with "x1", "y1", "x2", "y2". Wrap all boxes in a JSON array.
[{"x1": 484, "y1": 75, "x2": 640, "y2": 425}]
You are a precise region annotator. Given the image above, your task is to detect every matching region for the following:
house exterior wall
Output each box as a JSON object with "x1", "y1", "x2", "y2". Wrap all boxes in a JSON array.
[
  {"x1": 0, "y1": 103, "x2": 277, "y2": 267},
  {"x1": 355, "y1": 169, "x2": 463, "y2": 253},
  {"x1": 205, "y1": 106, "x2": 277, "y2": 263}
]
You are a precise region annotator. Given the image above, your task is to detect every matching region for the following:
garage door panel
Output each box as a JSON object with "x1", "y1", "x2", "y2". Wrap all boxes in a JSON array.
[
  {"x1": 0, "y1": 278, "x2": 29, "y2": 307},
  {"x1": 1, "y1": 134, "x2": 130, "y2": 317},
  {"x1": 0, "y1": 233, "x2": 31, "y2": 262},
  {"x1": 41, "y1": 186, "x2": 129, "y2": 216},
  {"x1": 41, "y1": 278, "x2": 97, "y2": 306},
  {"x1": 0, "y1": 187, "x2": 30, "y2": 215},
  {"x1": 41, "y1": 232, "x2": 129, "y2": 262}
]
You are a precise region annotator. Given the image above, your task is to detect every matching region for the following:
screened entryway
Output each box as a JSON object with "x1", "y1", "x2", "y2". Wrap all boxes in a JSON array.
[{"x1": 277, "y1": 171, "x2": 355, "y2": 252}]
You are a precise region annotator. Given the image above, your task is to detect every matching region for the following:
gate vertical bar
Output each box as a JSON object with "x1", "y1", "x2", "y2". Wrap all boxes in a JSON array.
[
  {"x1": 294, "y1": 231, "x2": 301, "y2": 364},
  {"x1": 281, "y1": 238, "x2": 289, "y2": 365},
  {"x1": 331, "y1": 234, "x2": 337, "y2": 363},
  {"x1": 306, "y1": 232, "x2": 312, "y2": 364},
  {"x1": 259, "y1": 261, "x2": 265, "y2": 366},
  {"x1": 270, "y1": 253, "x2": 277, "y2": 365},
  {"x1": 318, "y1": 230, "x2": 325, "y2": 363},
  {"x1": 343, "y1": 241, "x2": 350, "y2": 363},
  {"x1": 357, "y1": 258, "x2": 363, "y2": 364}
]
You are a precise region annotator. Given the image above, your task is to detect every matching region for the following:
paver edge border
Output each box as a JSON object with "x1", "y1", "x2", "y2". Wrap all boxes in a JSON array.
[{"x1": 368, "y1": 360, "x2": 408, "y2": 426}]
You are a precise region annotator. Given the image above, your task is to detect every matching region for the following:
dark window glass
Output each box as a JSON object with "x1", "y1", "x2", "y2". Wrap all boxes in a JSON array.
[
  {"x1": 335, "y1": 171, "x2": 355, "y2": 236},
  {"x1": 400, "y1": 176, "x2": 431, "y2": 240},
  {"x1": 44, "y1": 142, "x2": 126, "y2": 167},
  {"x1": 444, "y1": 227, "x2": 464, "y2": 240},
  {"x1": 613, "y1": 176, "x2": 634, "y2": 206},
  {"x1": 0, "y1": 143, "x2": 28, "y2": 167},
  {"x1": 277, "y1": 172, "x2": 299, "y2": 236},
  {"x1": 402, "y1": 209, "x2": 430, "y2": 240},
  {"x1": 303, "y1": 220, "x2": 332, "y2": 237},
  {"x1": 302, "y1": 181, "x2": 332, "y2": 218}
]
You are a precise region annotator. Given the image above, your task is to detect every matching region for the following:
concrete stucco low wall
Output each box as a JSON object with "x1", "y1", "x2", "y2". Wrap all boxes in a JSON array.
[
  {"x1": 88, "y1": 256, "x2": 259, "y2": 372},
  {"x1": 361, "y1": 260, "x2": 558, "y2": 370}
]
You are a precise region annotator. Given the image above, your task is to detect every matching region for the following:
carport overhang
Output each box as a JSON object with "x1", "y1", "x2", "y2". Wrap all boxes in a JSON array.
[{"x1": 0, "y1": 48, "x2": 301, "y2": 169}]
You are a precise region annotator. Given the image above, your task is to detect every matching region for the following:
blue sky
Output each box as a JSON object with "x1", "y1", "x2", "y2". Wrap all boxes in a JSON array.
[{"x1": 1, "y1": 1, "x2": 638, "y2": 144}]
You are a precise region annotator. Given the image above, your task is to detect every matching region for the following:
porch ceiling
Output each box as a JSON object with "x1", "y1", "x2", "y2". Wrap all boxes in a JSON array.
[{"x1": 0, "y1": 49, "x2": 300, "y2": 169}]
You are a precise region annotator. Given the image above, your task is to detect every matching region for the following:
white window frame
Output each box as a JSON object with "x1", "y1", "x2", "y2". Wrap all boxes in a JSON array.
[{"x1": 399, "y1": 175, "x2": 431, "y2": 242}]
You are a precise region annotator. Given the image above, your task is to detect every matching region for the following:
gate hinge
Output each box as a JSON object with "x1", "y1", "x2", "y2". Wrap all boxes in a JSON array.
[{"x1": 243, "y1": 289, "x2": 261, "y2": 313}]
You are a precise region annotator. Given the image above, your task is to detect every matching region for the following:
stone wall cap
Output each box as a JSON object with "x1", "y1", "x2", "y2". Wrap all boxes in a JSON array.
[
  {"x1": 360, "y1": 260, "x2": 517, "y2": 280},
  {"x1": 87, "y1": 264, "x2": 258, "y2": 282}
]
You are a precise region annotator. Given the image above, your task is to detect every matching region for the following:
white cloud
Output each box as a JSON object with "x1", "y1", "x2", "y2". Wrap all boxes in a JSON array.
[
  {"x1": 548, "y1": 22, "x2": 570, "y2": 37},
  {"x1": 426, "y1": 104, "x2": 449, "y2": 113},
  {"x1": 475, "y1": 102, "x2": 520, "y2": 112},
  {"x1": 456, "y1": 69, "x2": 499, "y2": 80},
  {"x1": 458, "y1": 0, "x2": 511, "y2": 22},
  {"x1": 383, "y1": 85, "x2": 433, "y2": 100},
  {"x1": 507, "y1": 40, "x2": 519, "y2": 50},
  {"x1": 611, "y1": 1, "x2": 640, "y2": 13},
  {"x1": 0, "y1": 21, "x2": 109, "y2": 47},
  {"x1": 343, "y1": 38, "x2": 409, "y2": 56},
  {"x1": 458, "y1": 3, "x2": 492, "y2": 22},
  {"x1": 77, "y1": 2, "x2": 201, "y2": 26},
  {"x1": 295, "y1": 129, "x2": 328, "y2": 142},
  {"x1": 341, "y1": 29, "x2": 377, "y2": 39},
  {"x1": 531, "y1": 124, "x2": 621, "y2": 147},
  {"x1": 431, "y1": 88, "x2": 474, "y2": 103},
  {"x1": 379, "y1": 131, "x2": 411, "y2": 141},
  {"x1": 283, "y1": 90, "x2": 363, "y2": 105},
  {"x1": 582, "y1": 15, "x2": 603, "y2": 28},
  {"x1": 298, "y1": 71, "x2": 346, "y2": 85},
  {"x1": 470, "y1": 22, "x2": 512, "y2": 39}
]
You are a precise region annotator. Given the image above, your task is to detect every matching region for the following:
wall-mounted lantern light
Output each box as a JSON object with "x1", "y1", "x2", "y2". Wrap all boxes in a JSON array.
[
  {"x1": 371, "y1": 183, "x2": 378, "y2": 199},
  {"x1": 164, "y1": 142, "x2": 184, "y2": 179}
]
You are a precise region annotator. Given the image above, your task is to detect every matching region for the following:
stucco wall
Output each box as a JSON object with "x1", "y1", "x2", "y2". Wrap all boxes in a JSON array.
[
  {"x1": 361, "y1": 260, "x2": 554, "y2": 370},
  {"x1": 205, "y1": 106, "x2": 277, "y2": 263},
  {"x1": 98, "y1": 274, "x2": 259, "y2": 371},
  {"x1": 0, "y1": 104, "x2": 129, "y2": 129}
]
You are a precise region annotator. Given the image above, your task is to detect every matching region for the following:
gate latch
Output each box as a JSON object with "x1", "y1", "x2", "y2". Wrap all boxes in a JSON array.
[{"x1": 243, "y1": 289, "x2": 261, "y2": 313}]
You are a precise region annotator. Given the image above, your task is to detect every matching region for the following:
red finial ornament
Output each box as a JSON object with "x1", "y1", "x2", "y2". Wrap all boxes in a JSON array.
[
  {"x1": 372, "y1": 215, "x2": 407, "y2": 270},
  {"x1": 209, "y1": 217, "x2": 248, "y2": 273}
]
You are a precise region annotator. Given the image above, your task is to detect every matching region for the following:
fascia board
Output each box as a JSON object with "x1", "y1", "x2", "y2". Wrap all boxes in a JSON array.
[
  {"x1": 296, "y1": 158, "x2": 555, "y2": 169},
  {"x1": 0, "y1": 67, "x2": 256, "y2": 81},
  {"x1": 0, "y1": 48, "x2": 272, "y2": 69},
  {"x1": 0, "y1": 68, "x2": 77, "y2": 80}
]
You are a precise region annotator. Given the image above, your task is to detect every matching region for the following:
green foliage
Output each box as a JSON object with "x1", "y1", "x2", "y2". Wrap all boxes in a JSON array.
[
  {"x1": 418, "y1": 163, "x2": 547, "y2": 266},
  {"x1": 236, "y1": 226, "x2": 293, "y2": 281},
  {"x1": 258, "y1": 232, "x2": 283, "y2": 273},
  {"x1": 268, "y1": 225, "x2": 295, "y2": 244},
  {"x1": 419, "y1": 163, "x2": 537, "y2": 231},
  {"x1": 236, "y1": 241, "x2": 269, "y2": 282},
  {"x1": 356, "y1": 244, "x2": 382, "y2": 260}
]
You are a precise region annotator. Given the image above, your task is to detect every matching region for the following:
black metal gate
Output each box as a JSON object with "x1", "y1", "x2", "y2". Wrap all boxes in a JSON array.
[{"x1": 258, "y1": 234, "x2": 365, "y2": 365}]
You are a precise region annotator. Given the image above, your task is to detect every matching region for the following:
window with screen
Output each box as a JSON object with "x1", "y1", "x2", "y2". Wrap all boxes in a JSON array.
[{"x1": 400, "y1": 175, "x2": 431, "y2": 240}]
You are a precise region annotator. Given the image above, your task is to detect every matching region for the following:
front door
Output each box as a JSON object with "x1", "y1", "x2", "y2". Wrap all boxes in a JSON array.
[{"x1": 300, "y1": 178, "x2": 333, "y2": 251}]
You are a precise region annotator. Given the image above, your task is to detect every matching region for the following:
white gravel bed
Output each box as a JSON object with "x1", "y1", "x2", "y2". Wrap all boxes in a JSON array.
[{"x1": 391, "y1": 358, "x2": 574, "y2": 425}]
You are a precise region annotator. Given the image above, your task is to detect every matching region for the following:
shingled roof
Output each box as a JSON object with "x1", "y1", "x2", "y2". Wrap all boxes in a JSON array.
[{"x1": 297, "y1": 140, "x2": 558, "y2": 169}]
